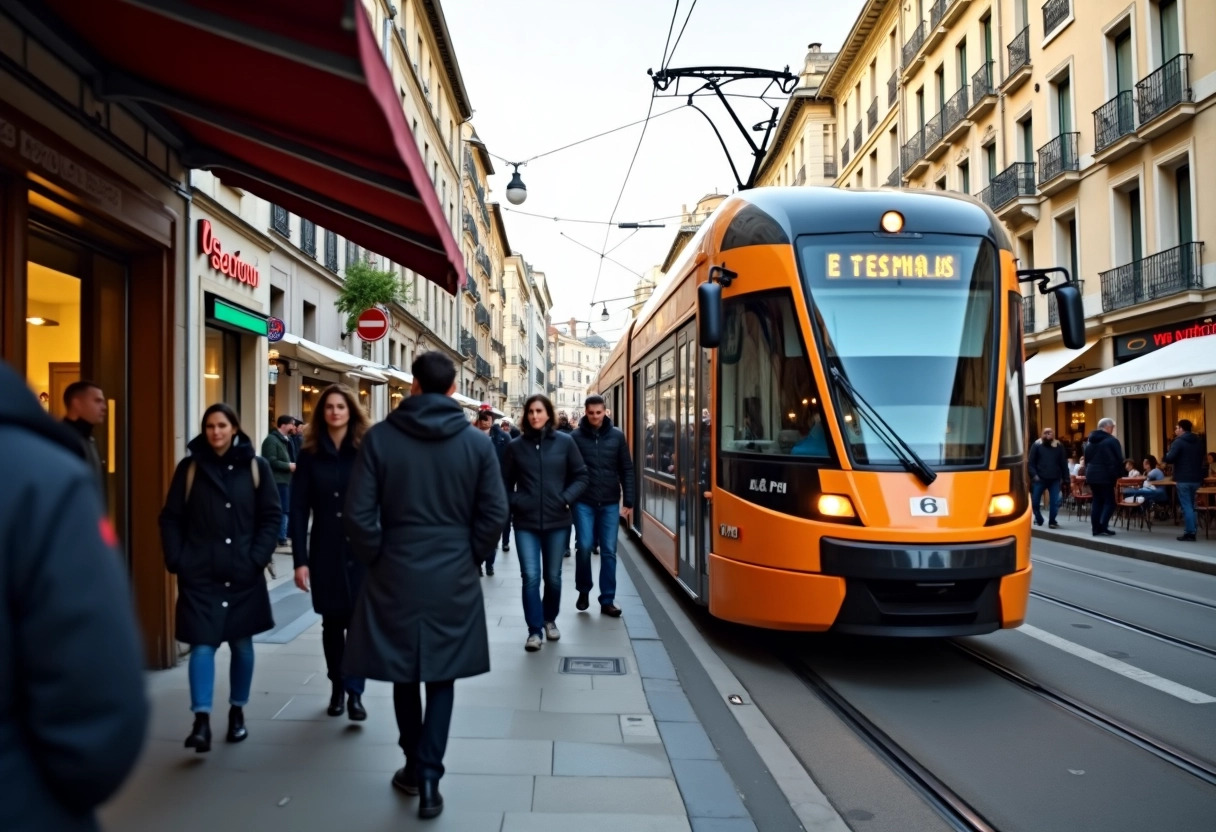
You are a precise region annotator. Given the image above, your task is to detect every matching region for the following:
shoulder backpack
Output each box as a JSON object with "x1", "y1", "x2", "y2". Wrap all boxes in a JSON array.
[{"x1": 184, "y1": 457, "x2": 260, "y2": 501}]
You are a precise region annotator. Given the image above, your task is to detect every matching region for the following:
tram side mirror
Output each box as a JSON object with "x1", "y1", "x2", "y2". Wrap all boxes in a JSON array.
[
  {"x1": 1054, "y1": 283, "x2": 1085, "y2": 349},
  {"x1": 699, "y1": 282, "x2": 723, "y2": 349}
]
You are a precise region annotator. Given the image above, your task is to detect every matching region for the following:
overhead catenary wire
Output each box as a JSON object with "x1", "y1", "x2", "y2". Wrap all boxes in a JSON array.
[
  {"x1": 502, "y1": 207, "x2": 685, "y2": 226},
  {"x1": 485, "y1": 106, "x2": 683, "y2": 168},
  {"x1": 663, "y1": 0, "x2": 699, "y2": 70}
]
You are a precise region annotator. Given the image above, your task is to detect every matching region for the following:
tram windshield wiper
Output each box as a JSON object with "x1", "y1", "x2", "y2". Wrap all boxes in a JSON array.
[{"x1": 829, "y1": 365, "x2": 937, "y2": 486}]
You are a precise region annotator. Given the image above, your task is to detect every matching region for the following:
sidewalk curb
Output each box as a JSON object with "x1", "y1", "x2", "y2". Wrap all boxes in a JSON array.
[{"x1": 1032, "y1": 528, "x2": 1216, "y2": 576}]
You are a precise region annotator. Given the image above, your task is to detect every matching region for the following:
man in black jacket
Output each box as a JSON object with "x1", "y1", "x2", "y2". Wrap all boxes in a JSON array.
[
  {"x1": 343, "y1": 352, "x2": 508, "y2": 820},
  {"x1": 1028, "y1": 427, "x2": 1070, "y2": 528},
  {"x1": 475, "y1": 406, "x2": 512, "y2": 567},
  {"x1": 1082, "y1": 418, "x2": 1123, "y2": 536},
  {"x1": 1165, "y1": 418, "x2": 1206, "y2": 542},
  {"x1": 62, "y1": 379, "x2": 107, "y2": 502},
  {"x1": 570, "y1": 395, "x2": 635, "y2": 616},
  {"x1": 0, "y1": 361, "x2": 147, "y2": 832}
]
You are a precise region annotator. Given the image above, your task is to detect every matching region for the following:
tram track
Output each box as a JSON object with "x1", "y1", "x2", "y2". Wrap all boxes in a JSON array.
[
  {"x1": 1033, "y1": 556, "x2": 1216, "y2": 611},
  {"x1": 1028, "y1": 589, "x2": 1216, "y2": 659}
]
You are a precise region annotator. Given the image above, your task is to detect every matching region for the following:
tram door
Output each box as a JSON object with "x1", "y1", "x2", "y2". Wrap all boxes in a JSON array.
[{"x1": 676, "y1": 326, "x2": 707, "y2": 595}]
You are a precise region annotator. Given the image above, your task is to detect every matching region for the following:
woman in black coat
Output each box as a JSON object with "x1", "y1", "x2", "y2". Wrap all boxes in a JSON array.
[
  {"x1": 504, "y1": 394, "x2": 588, "y2": 652},
  {"x1": 159, "y1": 403, "x2": 280, "y2": 753},
  {"x1": 291, "y1": 384, "x2": 370, "y2": 721}
]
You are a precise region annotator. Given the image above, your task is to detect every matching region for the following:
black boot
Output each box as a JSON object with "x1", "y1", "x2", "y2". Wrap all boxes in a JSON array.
[
  {"x1": 226, "y1": 706, "x2": 248, "y2": 743},
  {"x1": 327, "y1": 683, "x2": 345, "y2": 717},
  {"x1": 347, "y1": 692, "x2": 367, "y2": 722},
  {"x1": 391, "y1": 760, "x2": 419, "y2": 795},
  {"x1": 418, "y1": 779, "x2": 444, "y2": 819},
  {"x1": 184, "y1": 712, "x2": 211, "y2": 753}
]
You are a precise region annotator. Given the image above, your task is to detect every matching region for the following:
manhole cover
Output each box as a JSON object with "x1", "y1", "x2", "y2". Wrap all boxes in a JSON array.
[{"x1": 559, "y1": 657, "x2": 627, "y2": 675}]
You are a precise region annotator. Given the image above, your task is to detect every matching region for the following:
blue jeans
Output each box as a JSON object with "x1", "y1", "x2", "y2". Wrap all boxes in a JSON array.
[
  {"x1": 1031, "y1": 479, "x2": 1062, "y2": 524},
  {"x1": 277, "y1": 483, "x2": 291, "y2": 540},
  {"x1": 1177, "y1": 482, "x2": 1199, "y2": 535},
  {"x1": 573, "y1": 502, "x2": 619, "y2": 606},
  {"x1": 189, "y1": 638, "x2": 254, "y2": 713},
  {"x1": 515, "y1": 528, "x2": 567, "y2": 636}
]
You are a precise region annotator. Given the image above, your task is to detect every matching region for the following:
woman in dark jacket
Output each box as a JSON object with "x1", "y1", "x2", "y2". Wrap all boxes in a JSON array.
[
  {"x1": 291, "y1": 384, "x2": 370, "y2": 720},
  {"x1": 159, "y1": 403, "x2": 280, "y2": 752},
  {"x1": 504, "y1": 394, "x2": 588, "y2": 652}
]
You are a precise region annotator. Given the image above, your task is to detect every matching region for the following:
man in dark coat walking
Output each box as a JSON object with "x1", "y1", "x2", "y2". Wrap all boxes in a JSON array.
[
  {"x1": 1164, "y1": 418, "x2": 1207, "y2": 541},
  {"x1": 0, "y1": 361, "x2": 147, "y2": 832},
  {"x1": 1028, "y1": 426, "x2": 1070, "y2": 528},
  {"x1": 62, "y1": 379, "x2": 108, "y2": 502},
  {"x1": 1082, "y1": 418, "x2": 1123, "y2": 536},
  {"x1": 475, "y1": 406, "x2": 512, "y2": 565},
  {"x1": 343, "y1": 352, "x2": 508, "y2": 820}
]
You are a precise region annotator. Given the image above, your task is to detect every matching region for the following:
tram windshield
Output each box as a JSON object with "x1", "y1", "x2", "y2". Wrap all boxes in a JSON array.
[{"x1": 798, "y1": 233, "x2": 997, "y2": 467}]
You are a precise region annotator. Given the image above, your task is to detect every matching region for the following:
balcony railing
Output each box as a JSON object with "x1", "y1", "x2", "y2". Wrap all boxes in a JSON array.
[
  {"x1": 867, "y1": 97, "x2": 878, "y2": 132},
  {"x1": 271, "y1": 204, "x2": 290, "y2": 237},
  {"x1": 888, "y1": 72, "x2": 898, "y2": 106},
  {"x1": 475, "y1": 302, "x2": 491, "y2": 329},
  {"x1": 475, "y1": 356, "x2": 493, "y2": 379},
  {"x1": 1047, "y1": 281, "x2": 1082, "y2": 327},
  {"x1": 520, "y1": 357, "x2": 529, "y2": 373},
  {"x1": 977, "y1": 162, "x2": 1037, "y2": 211},
  {"x1": 1022, "y1": 294, "x2": 1036, "y2": 333},
  {"x1": 924, "y1": 109, "x2": 944, "y2": 152},
  {"x1": 929, "y1": 0, "x2": 949, "y2": 30},
  {"x1": 324, "y1": 230, "x2": 338, "y2": 272},
  {"x1": 1100, "y1": 242, "x2": 1205, "y2": 313},
  {"x1": 1094, "y1": 91, "x2": 1137, "y2": 151},
  {"x1": 491, "y1": 337, "x2": 505, "y2": 356},
  {"x1": 459, "y1": 328, "x2": 477, "y2": 358},
  {"x1": 475, "y1": 247, "x2": 491, "y2": 276},
  {"x1": 464, "y1": 272, "x2": 481, "y2": 301},
  {"x1": 972, "y1": 61, "x2": 995, "y2": 101},
  {"x1": 301, "y1": 219, "x2": 316, "y2": 258},
  {"x1": 1037, "y1": 132, "x2": 1079, "y2": 184},
  {"x1": 1006, "y1": 27, "x2": 1030, "y2": 81},
  {"x1": 824, "y1": 158, "x2": 838, "y2": 179},
  {"x1": 901, "y1": 129, "x2": 925, "y2": 171},
  {"x1": 514, "y1": 315, "x2": 526, "y2": 334},
  {"x1": 886, "y1": 167, "x2": 901, "y2": 187},
  {"x1": 794, "y1": 164, "x2": 806, "y2": 185},
  {"x1": 1043, "y1": 0, "x2": 1070, "y2": 35},
  {"x1": 902, "y1": 22, "x2": 926, "y2": 68},
  {"x1": 853, "y1": 120, "x2": 863, "y2": 149},
  {"x1": 1136, "y1": 54, "x2": 1193, "y2": 126},
  {"x1": 462, "y1": 211, "x2": 478, "y2": 241},
  {"x1": 942, "y1": 85, "x2": 970, "y2": 135}
]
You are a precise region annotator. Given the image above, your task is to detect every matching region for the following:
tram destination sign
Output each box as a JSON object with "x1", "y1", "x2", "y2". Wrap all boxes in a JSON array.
[{"x1": 824, "y1": 251, "x2": 959, "y2": 280}]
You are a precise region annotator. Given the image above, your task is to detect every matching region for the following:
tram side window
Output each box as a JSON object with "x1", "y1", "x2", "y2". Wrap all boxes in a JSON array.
[{"x1": 719, "y1": 292, "x2": 826, "y2": 457}]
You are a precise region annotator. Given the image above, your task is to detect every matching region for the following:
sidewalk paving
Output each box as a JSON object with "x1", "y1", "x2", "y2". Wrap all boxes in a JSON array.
[
  {"x1": 100, "y1": 545, "x2": 714, "y2": 832},
  {"x1": 1031, "y1": 505, "x2": 1216, "y2": 575}
]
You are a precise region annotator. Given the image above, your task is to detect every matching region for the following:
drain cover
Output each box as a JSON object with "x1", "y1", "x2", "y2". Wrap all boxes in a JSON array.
[{"x1": 559, "y1": 657, "x2": 627, "y2": 675}]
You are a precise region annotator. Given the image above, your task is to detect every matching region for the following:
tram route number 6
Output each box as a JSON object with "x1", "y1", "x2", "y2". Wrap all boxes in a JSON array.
[{"x1": 909, "y1": 497, "x2": 949, "y2": 517}]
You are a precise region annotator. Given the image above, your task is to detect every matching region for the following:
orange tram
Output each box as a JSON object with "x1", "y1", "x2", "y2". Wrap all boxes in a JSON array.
[{"x1": 593, "y1": 187, "x2": 1083, "y2": 636}]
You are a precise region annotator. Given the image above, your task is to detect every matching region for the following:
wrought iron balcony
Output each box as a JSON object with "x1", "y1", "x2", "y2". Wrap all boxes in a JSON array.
[
  {"x1": 324, "y1": 230, "x2": 339, "y2": 273},
  {"x1": 459, "y1": 329, "x2": 477, "y2": 358},
  {"x1": 514, "y1": 315, "x2": 527, "y2": 334},
  {"x1": 1094, "y1": 91, "x2": 1137, "y2": 152},
  {"x1": 462, "y1": 211, "x2": 478, "y2": 242},
  {"x1": 1047, "y1": 281, "x2": 1082, "y2": 328},
  {"x1": 475, "y1": 302, "x2": 491, "y2": 329},
  {"x1": 1100, "y1": 242, "x2": 1205, "y2": 313},
  {"x1": 929, "y1": 0, "x2": 949, "y2": 29},
  {"x1": 520, "y1": 357, "x2": 529, "y2": 373},
  {"x1": 794, "y1": 165, "x2": 806, "y2": 186},
  {"x1": 923, "y1": 110, "x2": 944, "y2": 155},
  {"x1": 941, "y1": 85, "x2": 970, "y2": 142},
  {"x1": 902, "y1": 22, "x2": 926, "y2": 69},
  {"x1": 271, "y1": 204, "x2": 290, "y2": 237},
  {"x1": 886, "y1": 167, "x2": 901, "y2": 188},
  {"x1": 1037, "y1": 132, "x2": 1079, "y2": 185},
  {"x1": 1043, "y1": 0, "x2": 1070, "y2": 36},
  {"x1": 901, "y1": 129, "x2": 925, "y2": 173},
  {"x1": 977, "y1": 162, "x2": 1036, "y2": 212},
  {"x1": 888, "y1": 72, "x2": 898, "y2": 106},
  {"x1": 476, "y1": 247, "x2": 492, "y2": 277},
  {"x1": 491, "y1": 337, "x2": 505, "y2": 356},
  {"x1": 970, "y1": 61, "x2": 997, "y2": 119},
  {"x1": 1022, "y1": 294, "x2": 1036, "y2": 334},
  {"x1": 301, "y1": 219, "x2": 316, "y2": 258},
  {"x1": 824, "y1": 158, "x2": 838, "y2": 179},
  {"x1": 464, "y1": 271, "x2": 481, "y2": 301},
  {"x1": 475, "y1": 356, "x2": 493, "y2": 379},
  {"x1": 853, "y1": 120, "x2": 862, "y2": 149},
  {"x1": 868, "y1": 97, "x2": 878, "y2": 132},
  {"x1": 1136, "y1": 54, "x2": 1193, "y2": 127},
  {"x1": 1005, "y1": 27, "x2": 1031, "y2": 86}
]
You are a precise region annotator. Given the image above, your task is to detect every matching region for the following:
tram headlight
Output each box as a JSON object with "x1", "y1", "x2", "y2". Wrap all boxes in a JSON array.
[
  {"x1": 817, "y1": 494, "x2": 857, "y2": 519},
  {"x1": 988, "y1": 494, "x2": 1017, "y2": 517}
]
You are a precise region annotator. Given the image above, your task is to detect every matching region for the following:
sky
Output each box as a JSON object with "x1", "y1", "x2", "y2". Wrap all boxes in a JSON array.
[{"x1": 442, "y1": 0, "x2": 866, "y2": 340}]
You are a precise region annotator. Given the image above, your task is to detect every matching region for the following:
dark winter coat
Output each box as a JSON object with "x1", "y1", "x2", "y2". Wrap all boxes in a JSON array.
[
  {"x1": 64, "y1": 417, "x2": 106, "y2": 501},
  {"x1": 572, "y1": 415, "x2": 635, "y2": 508},
  {"x1": 504, "y1": 426, "x2": 589, "y2": 531},
  {"x1": 0, "y1": 361, "x2": 147, "y2": 832},
  {"x1": 1082, "y1": 430, "x2": 1124, "y2": 486},
  {"x1": 483, "y1": 424, "x2": 511, "y2": 475},
  {"x1": 1028, "y1": 438, "x2": 1070, "y2": 483},
  {"x1": 290, "y1": 431, "x2": 364, "y2": 618},
  {"x1": 261, "y1": 429, "x2": 294, "y2": 486},
  {"x1": 342, "y1": 394, "x2": 508, "y2": 683},
  {"x1": 159, "y1": 434, "x2": 280, "y2": 645},
  {"x1": 1164, "y1": 430, "x2": 1206, "y2": 483},
  {"x1": 556, "y1": 421, "x2": 574, "y2": 434}
]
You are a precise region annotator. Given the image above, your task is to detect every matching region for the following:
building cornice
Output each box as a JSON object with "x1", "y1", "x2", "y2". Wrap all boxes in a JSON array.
[
  {"x1": 420, "y1": 0, "x2": 474, "y2": 120},
  {"x1": 819, "y1": 0, "x2": 893, "y2": 99}
]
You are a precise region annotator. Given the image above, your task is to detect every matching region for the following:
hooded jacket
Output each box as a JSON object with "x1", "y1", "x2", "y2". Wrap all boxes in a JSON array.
[
  {"x1": 504, "y1": 424, "x2": 589, "y2": 531},
  {"x1": 1028, "y1": 437, "x2": 1070, "y2": 483},
  {"x1": 1082, "y1": 429, "x2": 1124, "y2": 486},
  {"x1": 0, "y1": 361, "x2": 147, "y2": 832},
  {"x1": 1164, "y1": 430, "x2": 1206, "y2": 484},
  {"x1": 571, "y1": 415, "x2": 635, "y2": 508},
  {"x1": 342, "y1": 394, "x2": 508, "y2": 683}
]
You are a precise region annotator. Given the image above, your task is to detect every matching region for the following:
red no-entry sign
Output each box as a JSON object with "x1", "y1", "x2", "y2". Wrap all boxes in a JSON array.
[{"x1": 356, "y1": 307, "x2": 389, "y2": 342}]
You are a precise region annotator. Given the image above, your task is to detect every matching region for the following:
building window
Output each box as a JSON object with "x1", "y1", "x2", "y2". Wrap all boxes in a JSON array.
[
  {"x1": 1018, "y1": 115, "x2": 1034, "y2": 162},
  {"x1": 301, "y1": 219, "x2": 316, "y2": 258},
  {"x1": 959, "y1": 160, "x2": 970, "y2": 193},
  {"x1": 324, "y1": 231, "x2": 339, "y2": 272},
  {"x1": 271, "y1": 204, "x2": 290, "y2": 237},
  {"x1": 346, "y1": 240, "x2": 360, "y2": 269},
  {"x1": 985, "y1": 143, "x2": 998, "y2": 182},
  {"x1": 303, "y1": 301, "x2": 317, "y2": 342},
  {"x1": 204, "y1": 326, "x2": 241, "y2": 412}
]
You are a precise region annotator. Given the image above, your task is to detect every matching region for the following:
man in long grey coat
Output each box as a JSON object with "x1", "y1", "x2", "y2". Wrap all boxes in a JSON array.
[{"x1": 343, "y1": 351, "x2": 508, "y2": 820}]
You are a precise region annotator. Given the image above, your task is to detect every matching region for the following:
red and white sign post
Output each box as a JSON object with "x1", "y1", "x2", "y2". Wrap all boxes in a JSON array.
[{"x1": 356, "y1": 307, "x2": 389, "y2": 342}]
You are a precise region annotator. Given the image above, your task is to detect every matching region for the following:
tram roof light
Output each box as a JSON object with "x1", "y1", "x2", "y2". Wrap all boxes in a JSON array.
[{"x1": 880, "y1": 211, "x2": 904, "y2": 233}]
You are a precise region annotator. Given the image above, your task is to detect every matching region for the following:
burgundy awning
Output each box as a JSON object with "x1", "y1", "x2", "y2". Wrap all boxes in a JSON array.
[{"x1": 36, "y1": 0, "x2": 464, "y2": 293}]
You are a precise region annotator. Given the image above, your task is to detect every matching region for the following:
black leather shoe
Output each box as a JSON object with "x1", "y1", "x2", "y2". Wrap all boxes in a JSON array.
[
  {"x1": 600, "y1": 604, "x2": 622, "y2": 617},
  {"x1": 503, "y1": 543, "x2": 510, "y2": 552},
  {"x1": 327, "y1": 684, "x2": 345, "y2": 717},
  {"x1": 184, "y1": 712, "x2": 211, "y2": 753},
  {"x1": 226, "y1": 706, "x2": 248, "y2": 743},
  {"x1": 1178, "y1": 533, "x2": 1197, "y2": 541},
  {"x1": 347, "y1": 693, "x2": 367, "y2": 722},
  {"x1": 576, "y1": 591, "x2": 590, "y2": 611},
  {"x1": 486, "y1": 566, "x2": 495, "y2": 576},
  {"x1": 391, "y1": 762, "x2": 419, "y2": 796},
  {"x1": 1100, "y1": 530, "x2": 1117, "y2": 536},
  {"x1": 418, "y1": 779, "x2": 444, "y2": 819}
]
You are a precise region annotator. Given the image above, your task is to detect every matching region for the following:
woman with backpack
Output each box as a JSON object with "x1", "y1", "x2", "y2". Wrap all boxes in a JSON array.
[{"x1": 159, "y1": 403, "x2": 281, "y2": 753}]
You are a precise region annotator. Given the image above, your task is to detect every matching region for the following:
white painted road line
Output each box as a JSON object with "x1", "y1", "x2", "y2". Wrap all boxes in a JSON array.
[{"x1": 1019, "y1": 624, "x2": 1216, "y2": 705}]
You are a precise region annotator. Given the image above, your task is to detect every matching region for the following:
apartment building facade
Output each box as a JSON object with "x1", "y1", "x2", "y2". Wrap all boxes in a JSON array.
[{"x1": 755, "y1": 44, "x2": 840, "y2": 188}]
